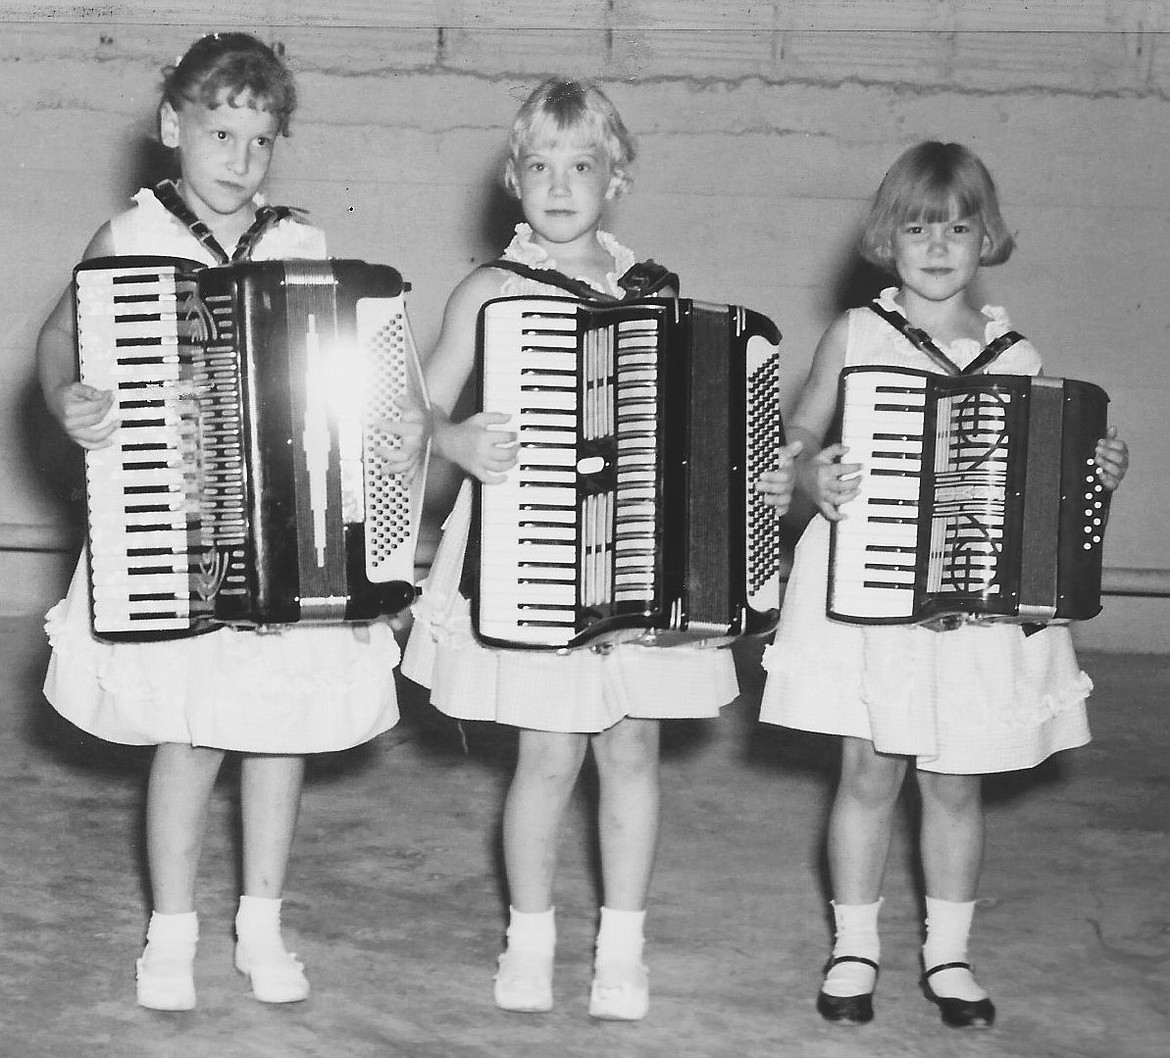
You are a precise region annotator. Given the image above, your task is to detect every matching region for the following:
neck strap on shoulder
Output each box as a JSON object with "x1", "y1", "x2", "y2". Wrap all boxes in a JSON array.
[
  {"x1": 866, "y1": 299, "x2": 1025, "y2": 375},
  {"x1": 480, "y1": 258, "x2": 679, "y2": 303},
  {"x1": 151, "y1": 181, "x2": 301, "y2": 263}
]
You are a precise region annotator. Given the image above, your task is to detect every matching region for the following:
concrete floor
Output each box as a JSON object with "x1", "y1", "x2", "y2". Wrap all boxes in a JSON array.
[{"x1": 1, "y1": 614, "x2": 1167, "y2": 1058}]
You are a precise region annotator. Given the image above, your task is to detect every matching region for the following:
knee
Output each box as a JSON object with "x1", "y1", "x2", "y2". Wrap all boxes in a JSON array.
[
  {"x1": 838, "y1": 746, "x2": 906, "y2": 806},
  {"x1": 592, "y1": 720, "x2": 660, "y2": 781},
  {"x1": 515, "y1": 732, "x2": 587, "y2": 790},
  {"x1": 918, "y1": 772, "x2": 982, "y2": 815}
]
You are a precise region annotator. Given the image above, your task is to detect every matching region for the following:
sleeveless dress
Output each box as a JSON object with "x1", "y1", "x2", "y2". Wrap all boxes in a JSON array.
[
  {"x1": 758, "y1": 289, "x2": 1093, "y2": 774},
  {"x1": 42, "y1": 188, "x2": 402, "y2": 753},
  {"x1": 400, "y1": 223, "x2": 740, "y2": 733}
]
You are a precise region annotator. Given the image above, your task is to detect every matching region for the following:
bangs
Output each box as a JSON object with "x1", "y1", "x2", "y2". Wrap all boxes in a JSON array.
[
  {"x1": 520, "y1": 108, "x2": 613, "y2": 159},
  {"x1": 896, "y1": 176, "x2": 981, "y2": 225}
]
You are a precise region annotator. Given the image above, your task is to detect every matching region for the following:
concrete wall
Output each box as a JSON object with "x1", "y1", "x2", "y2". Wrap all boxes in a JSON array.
[{"x1": 1, "y1": 1, "x2": 1167, "y2": 651}]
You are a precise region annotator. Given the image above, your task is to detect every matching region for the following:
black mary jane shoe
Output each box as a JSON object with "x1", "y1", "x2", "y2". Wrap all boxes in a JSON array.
[
  {"x1": 816, "y1": 955, "x2": 878, "y2": 1026},
  {"x1": 922, "y1": 962, "x2": 996, "y2": 1029}
]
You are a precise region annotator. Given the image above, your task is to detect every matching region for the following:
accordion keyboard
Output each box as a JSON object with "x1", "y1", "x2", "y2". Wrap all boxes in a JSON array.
[
  {"x1": 831, "y1": 370, "x2": 927, "y2": 620},
  {"x1": 76, "y1": 258, "x2": 208, "y2": 634},
  {"x1": 478, "y1": 300, "x2": 581, "y2": 644}
]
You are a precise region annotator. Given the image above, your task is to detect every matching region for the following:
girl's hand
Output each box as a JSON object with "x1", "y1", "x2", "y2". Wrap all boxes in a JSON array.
[
  {"x1": 1095, "y1": 426, "x2": 1129, "y2": 492},
  {"x1": 755, "y1": 440, "x2": 804, "y2": 514},
  {"x1": 48, "y1": 382, "x2": 117, "y2": 450},
  {"x1": 809, "y1": 443, "x2": 863, "y2": 521},
  {"x1": 443, "y1": 411, "x2": 518, "y2": 483},
  {"x1": 371, "y1": 401, "x2": 430, "y2": 477}
]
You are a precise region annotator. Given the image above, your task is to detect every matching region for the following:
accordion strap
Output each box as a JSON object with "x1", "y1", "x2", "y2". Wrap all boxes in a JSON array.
[
  {"x1": 152, "y1": 180, "x2": 303, "y2": 263},
  {"x1": 482, "y1": 258, "x2": 679, "y2": 302},
  {"x1": 866, "y1": 300, "x2": 1025, "y2": 376}
]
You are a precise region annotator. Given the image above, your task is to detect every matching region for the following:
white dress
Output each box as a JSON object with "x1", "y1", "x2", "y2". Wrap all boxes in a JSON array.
[
  {"x1": 42, "y1": 188, "x2": 402, "y2": 753},
  {"x1": 401, "y1": 224, "x2": 740, "y2": 733},
  {"x1": 758, "y1": 289, "x2": 1092, "y2": 774}
]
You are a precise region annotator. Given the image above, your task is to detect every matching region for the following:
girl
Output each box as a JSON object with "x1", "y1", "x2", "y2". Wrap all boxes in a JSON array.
[
  {"x1": 402, "y1": 78, "x2": 797, "y2": 1021},
  {"x1": 37, "y1": 33, "x2": 417, "y2": 1011},
  {"x1": 759, "y1": 141, "x2": 1129, "y2": 1029}
]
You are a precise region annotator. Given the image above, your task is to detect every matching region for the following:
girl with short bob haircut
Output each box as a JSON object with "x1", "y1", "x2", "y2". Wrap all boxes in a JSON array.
[{"x1": 859, "y1": 140, "x2": 1014, "y2": 269}]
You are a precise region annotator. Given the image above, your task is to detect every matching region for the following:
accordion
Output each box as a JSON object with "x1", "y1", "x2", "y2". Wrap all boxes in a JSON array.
[
  {"x1": 75, "y1": 255, "x2": 427, "y2": 640},
  {"x1": 469, "y1": 295, "x2": 785, "y2": 651},
  {"x1": 828, "y1": 366, "x2": 1109, "y2": 626}
]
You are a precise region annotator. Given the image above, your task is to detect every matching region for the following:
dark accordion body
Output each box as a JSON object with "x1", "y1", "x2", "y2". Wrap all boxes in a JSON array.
[
  {"x1": 75, "y1": 255, "x2": 427, "y2": 640},
  {"x1": 828, "y1": 366, "x2": 1109, "y2": 626},
  {"x1": 469, "y1": 295, "x2": 785, "y2": 651}
]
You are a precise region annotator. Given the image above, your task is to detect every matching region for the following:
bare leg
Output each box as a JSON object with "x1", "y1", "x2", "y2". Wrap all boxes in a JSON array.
[
  {"x1": 138, "y1": 741, "x2": 225, "y2": 1010},
  {"x1": 240, "y1": 753, "x2": 306, "y2": 898},
  {"x1": 585, "y1": 718, "x2": 660, "y2": 1021},
  {"x1": 828, "y1": 737, "x2": 908, "y2": 904},
  {"x1": 917, "y1": 771, "x2": 983, "y2": 902},
  {"x1": 495, "y1": 729, "x2": 588, "y2": 1013},
  {"x1": 916, "y1": 770, "x2": 991, "y2": 1013},
  {"x1": 503, "y1": 729, "x2": 589, "y2": 912},
  {"x1": 146, "y1": 742, "x2": 226, "y2": 913},
  {"x1": 591, "y1": 717, "x2": 661, "y2": 911},
  {"x1": 235, "y1": 753, "x2": 310, "y2": 1004},
  {"x1": 818, "y1": 737, "x2": 907, "y2": 1018}
]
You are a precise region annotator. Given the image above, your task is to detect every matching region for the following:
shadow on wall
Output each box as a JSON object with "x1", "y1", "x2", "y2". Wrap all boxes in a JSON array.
[
  {"x1": 124, "y1": 134, "x2": 178, "y2": 197},
  {"x1": 17, "y1": 374, "x2": 84, "y2": 547}
]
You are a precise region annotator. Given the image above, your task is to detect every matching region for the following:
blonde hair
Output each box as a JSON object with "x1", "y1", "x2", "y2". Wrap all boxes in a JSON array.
[
  {"x1": 504, "y1": 78, "x2": 636, "y2": 197},
  {"x1": 859, "y1": 141, "x2": 1014, "y2": 269}
]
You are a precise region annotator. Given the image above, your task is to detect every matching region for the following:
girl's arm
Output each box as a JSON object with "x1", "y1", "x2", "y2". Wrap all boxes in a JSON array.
[
  {"x1": 37, "y1": 223, "x2": 119, "y2": 450},
  {"x1": 424, "y1": 268, "x2": 520, "y2": 484},
  {"x1": 785, "y1": 313, "x2": 863, "y2": 521}
]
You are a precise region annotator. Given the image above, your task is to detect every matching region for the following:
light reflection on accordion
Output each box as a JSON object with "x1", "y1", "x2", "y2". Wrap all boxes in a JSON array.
[
  {"x1": 469, "y1": 295, "x2": 785, "y2": 651},
  {"x1": 828, "y1": 366, "x2": 1109, "y2": 626},
  {"x1": 75, "y1": 255, "x2": 427, "y2": 640}
]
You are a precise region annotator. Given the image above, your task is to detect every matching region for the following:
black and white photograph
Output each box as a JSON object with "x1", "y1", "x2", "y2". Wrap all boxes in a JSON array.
[{"x1": 0, "y1": 3, "x2": 1165, "y2": 1056}]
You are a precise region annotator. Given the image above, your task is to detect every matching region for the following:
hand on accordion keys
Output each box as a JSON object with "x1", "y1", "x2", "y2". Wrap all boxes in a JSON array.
[
  {"x1": 48, "y1": 381, "x2": 119, "y2": 450},
  {"x1": 438, "y1": 410, "x2": 518, "y2": 485},
  {"x1": 755, "y1": 439, "x2": 804, "y2": 515},
  {"x1": 809, "y1": 443, "x2": 863, "y2": 521}
]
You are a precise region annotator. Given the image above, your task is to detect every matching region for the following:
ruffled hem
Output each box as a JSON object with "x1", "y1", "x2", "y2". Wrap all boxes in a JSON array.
[
  {"x1": 758, "y1": 517, "x2": 1094, "y2": 769},
  {"x1": 43, "y1": 560, "x2": 401, "y2": 752},
  {"x1": 402, "y1": 486, "x2": 739, "y2": 731}
]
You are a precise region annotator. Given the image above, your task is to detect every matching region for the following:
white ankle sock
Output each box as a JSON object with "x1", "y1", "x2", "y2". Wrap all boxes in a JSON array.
[
  {"x1": 823, "y1": 899, "x2": 881, "y2": 997},
  {"x1": 922, "y1": 896, "x2": 987, "y2": 1001},
  {"x1": 595, "y1": 906, "x2": 646, "y2": 964},
  {"x1": 235, "y1": 895, "x2": 283, "y2": 946},
  {"x1": 145, "y1": 910, "x2": 198, "y2": 946},
  {"x1": 505, "y1": 907, "x2": 556, "y2": 953}
]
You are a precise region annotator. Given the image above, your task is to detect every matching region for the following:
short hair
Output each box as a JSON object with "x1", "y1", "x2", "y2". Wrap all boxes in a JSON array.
[
  {"x1": 505, "y1": 78, "x2": 637, "y2": 197},
  {"x1": 859, "y1": 141, "x2": 1015, "y2": 269},
  {"x1": 161, "y1": 33, "x2": 297, "y2": 136}
]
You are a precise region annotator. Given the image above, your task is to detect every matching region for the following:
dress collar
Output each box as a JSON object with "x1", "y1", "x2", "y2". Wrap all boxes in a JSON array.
[
  {"x1": 877, "y1": 286, "x2": 1011, "y2": 343},
  {"x1": 504, "y1": 222, "x2": 637, "y2": 297}
]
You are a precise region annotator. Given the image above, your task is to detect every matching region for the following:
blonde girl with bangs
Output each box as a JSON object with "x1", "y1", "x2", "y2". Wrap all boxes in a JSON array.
[
  {"x1": 758, "y1": 141, "x2": 1127, "y2": 1030},
  {"x1": 403, "y1": 77, "x2": 796, "y2": 1022}
]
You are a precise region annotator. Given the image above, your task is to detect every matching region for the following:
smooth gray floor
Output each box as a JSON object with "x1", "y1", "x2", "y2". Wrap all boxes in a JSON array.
[{"x1": 1, "y1": 615, "x2": 1167, "y2": 1058}]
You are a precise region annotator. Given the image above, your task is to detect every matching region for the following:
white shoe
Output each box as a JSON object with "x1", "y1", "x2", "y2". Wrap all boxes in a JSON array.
[
  {"x1": 588, "y1": 959, "x2": 649, "y2": 1021},
  {"x1": 234, "y1": 941, "x2": 310, "y2": 1004},
  {"x1": 136, "y1": 940, "x2": 197, "y2": 1011},
  {"x1": 493, "y1": 948, "x2": 554, "y2": 1013}
]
